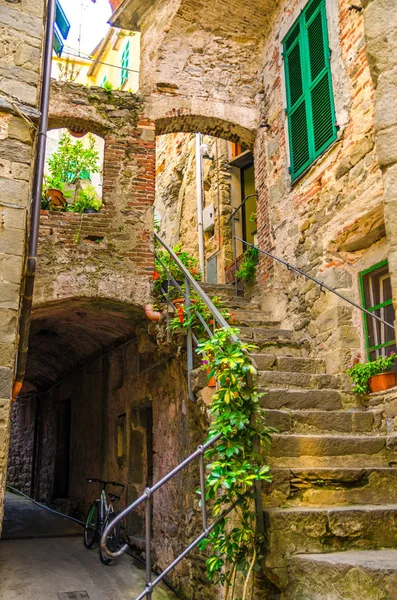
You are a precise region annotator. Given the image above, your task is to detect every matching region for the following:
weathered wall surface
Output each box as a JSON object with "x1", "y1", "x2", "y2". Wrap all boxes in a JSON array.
[
  {"x1": 8, "y1": 325, "x2": 208, "y2": 595},
  {"x1": 253, "y1": 0, "x2": 386, "y2": 373},
  {"x1": 35, "y1": 81, "x2": 156, "y2": 308},
  {"x1": 0, "y1": 0, "x2": 45, "y2": 532},
  {"x1": 155, "y1": 133, "x2": 234, "y2": 282},
  {"x1": 363, "y1": 0, "x2": 397, "y2": 335}
]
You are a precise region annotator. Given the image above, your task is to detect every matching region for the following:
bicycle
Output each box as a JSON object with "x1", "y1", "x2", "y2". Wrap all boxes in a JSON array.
[{"x1": 83, "y1": 477, "x2": 125, "y2": 565}]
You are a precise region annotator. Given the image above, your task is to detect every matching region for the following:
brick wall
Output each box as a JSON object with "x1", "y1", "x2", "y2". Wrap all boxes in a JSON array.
[
  {"x1": 0, "y1": 0, "x2": 45, "y2": 533},
  {"x1": 34, "y1": 82, "x2": 156, "y2": 308}
]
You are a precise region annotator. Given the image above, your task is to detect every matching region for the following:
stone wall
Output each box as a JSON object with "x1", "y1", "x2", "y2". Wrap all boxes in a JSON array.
[
  {"x1": 35, "y1": 80, "x2": 156, "y2": 307},
  {"x1": 0, "y1": 0, "x2": 45, "y2": 532},
  {"x1": 155, "y1": 133, "x2": 234, "y2": 282},
  {"x1": 363, "y1": 0, "x2": 397, "y2": 335},
  {"x1": 253, "y1": 0, "x2": 386, "y2": 374},
  {"x1": 8, "y1": 325, "x2": 208, "y2": 596}
]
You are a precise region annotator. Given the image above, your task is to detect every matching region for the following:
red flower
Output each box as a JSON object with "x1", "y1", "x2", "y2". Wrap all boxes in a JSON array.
[
  {"x1": 178, "y1": 306, "x2": 184, "y2": 323},
  {"x1": 209, "y1": 319, "x2": 214, "y2": 325},
  {"x1": 152, "y1": 270, "x2": 160, "y2": 281}
]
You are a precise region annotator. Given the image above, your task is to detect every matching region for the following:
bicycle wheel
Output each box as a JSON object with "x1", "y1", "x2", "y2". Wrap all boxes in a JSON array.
[
  {"x1": 84, "y1": 501, "x2": 99, "y2": 549},
  {"x1": 99, "y1": 511, "x2": 121, "y2": 566}
]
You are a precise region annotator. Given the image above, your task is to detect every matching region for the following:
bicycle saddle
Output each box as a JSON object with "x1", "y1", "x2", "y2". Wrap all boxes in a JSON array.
[{"x1": 109, "y1": 492, "x2": 120, "y2": 502}]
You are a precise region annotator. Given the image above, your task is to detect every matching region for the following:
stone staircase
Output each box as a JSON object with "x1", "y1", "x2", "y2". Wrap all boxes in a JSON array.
[{"x1": 200, "y1": 283, "x2": 397, "y2": 600}]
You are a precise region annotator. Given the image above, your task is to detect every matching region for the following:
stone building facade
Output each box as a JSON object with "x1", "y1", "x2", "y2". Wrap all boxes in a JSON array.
[{"x1": 0, "y1": 0, "x2": 45, "y2": 531}]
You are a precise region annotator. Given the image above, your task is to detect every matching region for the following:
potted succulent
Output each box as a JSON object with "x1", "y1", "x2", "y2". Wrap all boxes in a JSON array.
[{"x1": 347, "y1": 352, "x2": 397, "y2": 394}]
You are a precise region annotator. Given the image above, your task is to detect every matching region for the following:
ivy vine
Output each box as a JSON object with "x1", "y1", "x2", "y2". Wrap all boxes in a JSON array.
[{"x1": 196, "y1": 327, "x2": 273, "y2": 599}]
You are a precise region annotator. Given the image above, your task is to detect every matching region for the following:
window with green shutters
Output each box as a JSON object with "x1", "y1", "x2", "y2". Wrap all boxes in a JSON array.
[
  {"x1": 283, "y1": 0, "x2": 337, "y2": 181},
  {"x1": 120, "y1": 41, "x2": 130, "y2": 87},
  {"x1": 359, "y1": 261, "x2": 396, "y2": 362}
]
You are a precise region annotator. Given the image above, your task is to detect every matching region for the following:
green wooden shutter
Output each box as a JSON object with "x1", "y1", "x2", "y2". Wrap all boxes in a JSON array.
[{"x1": 283, "y1": 0, "x2": 337, "y2": 181}]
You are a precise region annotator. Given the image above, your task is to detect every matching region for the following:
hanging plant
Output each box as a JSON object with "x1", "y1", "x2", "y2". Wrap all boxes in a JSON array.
[{"x1": 196, "y1": 328, "x2": 273, "y2": 599}]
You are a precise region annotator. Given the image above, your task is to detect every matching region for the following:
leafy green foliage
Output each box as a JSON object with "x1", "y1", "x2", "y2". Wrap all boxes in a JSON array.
[
  {"x1": 195, "y1": 328, "x2": 273, "y2": 598},
  {"x1": 41, "y1": 175, "x2": 73, "y2": 210},
  {"x1": 168, "y1": 294, "x2": 236, "y2": 335},
  {"x1": 236, "y1": 246, "x2": 259, "y2": 284},
  {"x1": 47, "y1": 132, "x2": 100, "y2": 184},
  {"x1": 68, "y1": 185, "x2": 102, "y2": 214},
  {"x1": 347, "y1": 352, "x2": 397, "y2": 394},
  {"x1": 153, "y1": 243, "x2": 201, "y2": 296}
]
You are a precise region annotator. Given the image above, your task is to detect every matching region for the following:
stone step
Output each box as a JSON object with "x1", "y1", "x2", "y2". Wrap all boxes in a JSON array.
[
  {"x1": 201, "y1": 283, "x2": 237, "y2": 297},
  {"x1": 258, "y1": 370, "x2": 343, "y2": 390},
  {"x1": 264, "y1": 504, "x2": 397, "y2": 588},
  {"x1": 263, "y1": 467, "x2": 397, "y2": 508},
  {"x1": 268, "y1": 433, "x2": 397, "y2": 468},
  {"x1": 250, "y1": 354, "x2": 325, "y2": 373},
  {"x1": 264, "y1": 408, "x2": 383, "y2": 435},
  {"x1": 240, "y1": 327, "x2": 295, "y2": 343},
  {"x1": 233, "y1": 310, "x2": 280, "y2": 327},
  {"x1": 285, "y1": 550, "x2": 397, "y2": 600},
  {"x1": 261, "y1": 388, "x2": 348, "y2": 411},
  {"x1": 221, "y1": 297, "x2": 261, "y2": 310}
]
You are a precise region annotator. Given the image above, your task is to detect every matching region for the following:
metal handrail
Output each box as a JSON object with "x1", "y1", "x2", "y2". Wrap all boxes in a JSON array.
[
  {"x1": 231, "y1": 194, "x2": 258, "y2": 296},
  {"x1": 100, "y1": 235, "x2": 262, "y2": 599},
  {"x1": 235, "y1": 236, "x2": 394, "y2": 332}
]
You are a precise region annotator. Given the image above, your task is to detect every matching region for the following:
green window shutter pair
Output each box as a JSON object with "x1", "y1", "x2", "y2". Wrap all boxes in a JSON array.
[
  {"x1": 283, "y1": 0, "x2": 337, "y2": 181},
  {"x1": 120, "y1": 41, "x2": 130, "y2": 87}
]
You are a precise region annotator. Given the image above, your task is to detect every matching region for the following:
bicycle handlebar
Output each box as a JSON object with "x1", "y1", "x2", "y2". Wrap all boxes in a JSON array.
[{"x1": 86, "y1": 478, "x2": 125, "y2": 488}]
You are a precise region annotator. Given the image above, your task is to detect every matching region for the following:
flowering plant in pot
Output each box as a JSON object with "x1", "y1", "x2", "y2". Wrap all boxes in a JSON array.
[
  {"x1": 168, "y1": 294, "x2": 236, "y2": 337},
  {"x1": 153, "y1": 243, "x2": 201, "y2": 299},
  {"x1": 347, "y1": 352, "x2": 397, "y2": 394}
]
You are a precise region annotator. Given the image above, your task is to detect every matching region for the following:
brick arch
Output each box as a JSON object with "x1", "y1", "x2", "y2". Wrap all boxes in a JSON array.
[{"x1": 155, "y1": 112, "x2": 257, "y2": 147}]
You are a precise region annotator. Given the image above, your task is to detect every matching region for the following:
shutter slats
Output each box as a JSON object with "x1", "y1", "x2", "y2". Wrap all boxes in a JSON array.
[
  {"x1": 283, "y1": 0, "x2": 337, "y2": 181},
  {"x1": 286, "y1": 42, "x2": 303, "y2": 106},
  {"x1": 290, "y1": 102, "x2": 310, "y2": 173},
  {"x1": 311, "y1": 73, "x2": 334, "y2": 152},
  {"x1": 308, "y1": 11, "x2": 326, "y2": 82}
]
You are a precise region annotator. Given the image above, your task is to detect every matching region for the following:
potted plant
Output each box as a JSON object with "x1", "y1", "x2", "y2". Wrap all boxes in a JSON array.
[
  {"x1": 347, "y1": 352, "x2": 397, "y2": 394},
  {"x1": 68, "y1": 185, "x2": 102, "y2": 214},
  {"x1": 42, "y1": 175, "x2": 73, "y2": 210},
  {"x1": 153, "y1": 244, "x2": 201, "y2": 299}
]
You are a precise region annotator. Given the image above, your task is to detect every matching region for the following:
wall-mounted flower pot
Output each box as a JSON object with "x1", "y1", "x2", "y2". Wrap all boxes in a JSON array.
[
  {"x1": 172, "y1": 298, "x2": 186, "y2": 310},
  {"x1": 369, "y1": 371, "x2": 397, "y2": 393}
]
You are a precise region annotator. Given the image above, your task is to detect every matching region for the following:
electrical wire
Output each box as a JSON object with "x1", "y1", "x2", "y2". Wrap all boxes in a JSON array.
[
  {"x1": 6, "y1": 485, "x2": 85, "y2": 526},
  {"x1": 61, "y1": 45, "x2": 140, "y2": 74}
]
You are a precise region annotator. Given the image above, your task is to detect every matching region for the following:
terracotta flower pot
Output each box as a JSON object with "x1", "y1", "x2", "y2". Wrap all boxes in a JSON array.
[
  {"x1": 206, "y1": 368, "x2": 216, "y2": 388},
  {"x1": 369, "y1": 371, "x2": 397, "y2": 393},
  {"x1": 173, "y1": 298, "x2": 186, "y2": 310}
]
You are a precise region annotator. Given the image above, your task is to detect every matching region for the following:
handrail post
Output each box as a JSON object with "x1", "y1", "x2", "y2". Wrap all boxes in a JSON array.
[
  {"x1": 198, "y1": 446, "x2": 208, "y2": 532},
  {"x1": 185, "y1": 278, "x2": 195, "y2": 402},
  {"x1": 232, "y1": 212, "x2": 238, "y2": 297},
  {"x1": 145, "y1": 489, "x2": 152, "y2": 599}
]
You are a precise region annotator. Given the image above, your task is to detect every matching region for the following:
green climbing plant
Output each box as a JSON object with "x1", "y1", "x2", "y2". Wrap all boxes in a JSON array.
[
  {"x1": 236, "y1": 246, "x2": 259, "y2": 284},
  {"x1": 196, "y1": 327, "x2": 273, "y2": 599}
]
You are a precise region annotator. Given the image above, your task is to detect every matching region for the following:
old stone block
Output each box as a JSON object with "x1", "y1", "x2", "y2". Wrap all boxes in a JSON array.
[
  {"x1": 1, "y1": 206, "x2": 26, "y2": 229},
  {"x1": 0, "y1": 228, "x2": 25, "y2": 256},
  {"x1": 0, "y1": 368, "x2": 12, "y2": 398},
  {"x1": 0, "y1": 4, "x2": 43, "y2": 39},
  {"x1": 335, "y1": 158, "x2": 352, "y2": 180},
  {"x1": 315, "y1": 306, "x2": 353, "y2": 334},
  {"x1": 0, "y1": 78, "x2": 37, "y2": 107},
  {"x1": 0, "y1": 282, "x2": 20, "y2": 309},
  {"x1": 11, "y1": 162, "x2": 30, "y2": 181},
  {"x1": 0, "y1": 139, "x2": 31, "y2": 164},
  {"x1": 383, "y1": 163, "x2": 397, "y2": 204},
  {"x1": 0, "y1": 309, "x2": 17, "y2": 343},
  {"x1": 318, "y1": 267, "x2": 352, "y2": 291},
  {"x1": 350, "y1": 136, "x2": 374, "y2": 166},
  {"x1": 375, "y1": 68, "x2": 397, "y2": 132},
  {"x1": 0, "y1": 178, "x2": 29, "y2": 207},
  {"x1": 366, "y1": 29, "x2": 397, "y2": 83},
  {"x1": 364, "y1": 0, "x2": 397, "y2": 39},
  {"x1": 0, "y1": 344, "x2": 16, "y2": 368},
  {"x1": 376, "y1": 124, "x2": 397, "y2": 167},
  {"x1": 8, "y1": 117, "x2": 32, "y2": 144},
  {"x1": 14, "y1": 43, "x2": 41, "y2": 73},
  {"x1": 2, "y1": 254, "x2": 23, "y2": 285}
]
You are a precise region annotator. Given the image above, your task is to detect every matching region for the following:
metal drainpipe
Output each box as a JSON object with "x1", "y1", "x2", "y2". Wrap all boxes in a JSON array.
[
  {"x1": 12, "y1": 0, "x2": 56, "y2": 399},
  {"x1": 195, "y1": 132, "x2": 205, "y2": 281}
]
